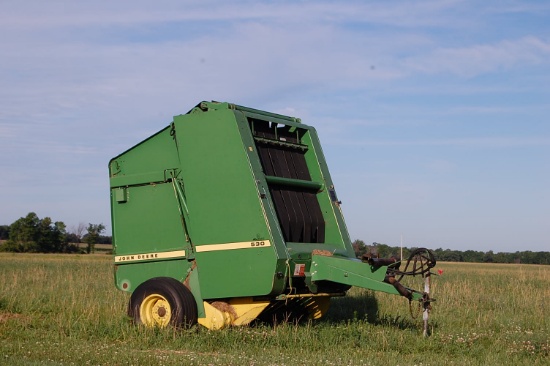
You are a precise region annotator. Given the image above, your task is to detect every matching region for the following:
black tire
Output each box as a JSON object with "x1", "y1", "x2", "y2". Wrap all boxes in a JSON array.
[{"x1": 128, "y1": 277, "x2": 197, "y2": 328}]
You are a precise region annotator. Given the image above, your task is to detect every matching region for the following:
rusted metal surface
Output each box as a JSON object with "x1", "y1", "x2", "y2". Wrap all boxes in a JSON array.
[
  {"x1": 385, "y1": 275, "x2": 412, "y2": 299},
  {"x1": 362, "y1": 254, "x2": 397, "y2": 267}
]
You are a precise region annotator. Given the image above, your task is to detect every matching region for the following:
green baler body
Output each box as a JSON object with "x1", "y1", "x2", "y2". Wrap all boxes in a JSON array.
[{"x1": 110, "y1": 101, "x2": 411, "y2": 318}]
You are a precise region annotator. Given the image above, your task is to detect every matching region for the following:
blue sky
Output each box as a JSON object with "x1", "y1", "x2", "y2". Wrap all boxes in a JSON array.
[{"x1": 1, "y1": 1, "x2": 549, "y2": 252}]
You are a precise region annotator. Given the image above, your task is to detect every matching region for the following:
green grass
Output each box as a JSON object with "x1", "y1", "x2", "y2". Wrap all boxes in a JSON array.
[{"x1": 0, "y1": 254, "x2": 548, "y2": 365}]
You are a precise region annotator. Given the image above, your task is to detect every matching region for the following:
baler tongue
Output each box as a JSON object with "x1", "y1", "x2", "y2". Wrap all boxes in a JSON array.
[
  {"x1": 309, "y1": 247, "x2": 437, "y2": 335},
  {"x1": 309, "y1": 252, "x2": 429, "y2": 302}
]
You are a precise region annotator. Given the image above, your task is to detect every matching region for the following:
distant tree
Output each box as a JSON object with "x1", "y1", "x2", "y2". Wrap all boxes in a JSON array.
[
  {"x1": 493, "y1": 251, "x2": 512, "y2": 263},
  {"x1": 482, "y1": 250, "x2": 494, "y2": 263},
  {"x1": 85, "y1": 223, "x2": 105, "y2": 254},
  {"x1": 65, "y1": 232, "x2": 79, "y2": 244},
  {"x1": 67, "y1": 222, "x2": 87, "y2": 243},
  {"x1": 97, "y1": 235, "x2": 112, "y2": 245},
  {"x1": 367, "y1": 242, "x2": 404, "y2": 259},
  {"x1": 3, "y1": 212, "x2": 68, "y2": 253},
  {"x1": 38, "y1": 217, "x2": 67, "y2": 253},
  {"x1": 352, "y1": 239, "x2": 367, "y2": 258},
  {"x1": 401, "y1": 247, "x2": 413, "y2": 260},
  {"x1": 462, "y1": 250, "x2": 484, "y2": 263},
  {"x1": 0, "y1": 225, "x2": 9, "y2": 240},
  {"x1": 536, "y1": 252, "x2": 550, "y2": 265},
  {"x1": 350, "y1": 241, "x2": 550, "y2": 265},
  {"x1": 434, "y1": 248, "x2": 463, "y2": 262},
  {"x1": 375, "y1": 243, "x2": 398, "y2": 258}
]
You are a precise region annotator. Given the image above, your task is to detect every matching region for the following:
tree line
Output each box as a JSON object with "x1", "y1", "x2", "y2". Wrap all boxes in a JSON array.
[
  {"x1": 2, "y1": 213, "x2": 547, "y2": 263},
  {"x1": 0, "y1": 212, "x2": 111, "y2": 254},
  {"x1": 352, "y1": 240, "x2": 550, "y2": 265}
]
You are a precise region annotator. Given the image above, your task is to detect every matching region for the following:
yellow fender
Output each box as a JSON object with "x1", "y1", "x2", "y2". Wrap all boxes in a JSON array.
[{"x1": 198, "y1": 297, "x2": 270, "y2": 330}]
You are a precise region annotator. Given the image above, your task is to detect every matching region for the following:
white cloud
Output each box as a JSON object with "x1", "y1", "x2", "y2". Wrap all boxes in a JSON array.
[
  {"x1": 326, "y1": 136, "x2": 550, "y2": 148},
  {"x1": 403, "y1": 36, "x2": 550, "y2": 77},
  {"x1": 0, "y1": 1, "x2": 472, "y2": 30}
]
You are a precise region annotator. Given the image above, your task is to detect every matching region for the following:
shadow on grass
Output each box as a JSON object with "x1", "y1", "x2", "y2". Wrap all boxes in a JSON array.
[
  {"x1": 322, "y1": 292, "x2": 422, "y2": 331},
  {"x1": 250, "y1": 291, "x2": 431, "y2": 332}
]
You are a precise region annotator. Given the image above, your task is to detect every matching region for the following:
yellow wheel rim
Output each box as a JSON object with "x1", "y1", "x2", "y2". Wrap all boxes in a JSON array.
[{"x1": 140, "y1": 294, "x2": 172, "y2": 327}]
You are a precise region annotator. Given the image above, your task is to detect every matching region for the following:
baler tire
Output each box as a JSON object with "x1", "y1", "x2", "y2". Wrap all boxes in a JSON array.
[{"x1": 128, "y1": 277, "x2": 197, "y2": 329}]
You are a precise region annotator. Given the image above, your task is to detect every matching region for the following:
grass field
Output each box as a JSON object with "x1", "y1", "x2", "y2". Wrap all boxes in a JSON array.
[{"x1": 0, "y1": 253, "x2": 548, "y2": 365}]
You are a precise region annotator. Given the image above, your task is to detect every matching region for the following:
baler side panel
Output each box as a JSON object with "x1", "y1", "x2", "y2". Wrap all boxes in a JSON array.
[
  {"x1": 172, "y1": 109, "x2": 281, "y2": 299},
  {"x1": 111, "y1": 183, "x2": 188, "y2": 255},
  {"x1": 114, "y1": 260, "x2": 188, "y2": 294},
  {"x1": 109, "y1": 126, "x2": 179, "y2": 184},
  {"x1": 110, "y1": 127, "x2": 192, "y2": 292}
]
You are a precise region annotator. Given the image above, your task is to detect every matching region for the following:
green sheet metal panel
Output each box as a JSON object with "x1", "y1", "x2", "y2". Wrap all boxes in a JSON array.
[
  {"x1": 171, "y1": 108, "x2": 283, "y2": 299},
  {"x1": 109, "y1": 126, "x2": 180, "y2": 186},
  {"x1": 109, "y1": 127, "x2": 192, "y2": 291},
  {"x1": 111, "y1": 182, "x2": 189, "y2": 255},
  {"x1": 114, "y1": 259, "x2": 188, "y2": 293},
  {"x1": 309, "y1": 255, "x2": 424, "y2": 301}
]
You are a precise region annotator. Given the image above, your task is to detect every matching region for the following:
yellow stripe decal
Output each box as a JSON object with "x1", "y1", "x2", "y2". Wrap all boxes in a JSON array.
[
  {"x1": 195, "y1": 240, "x2": 271, "y2": 253},
  {"x1": 115, "y1": 250, "x2": 186, "y2": 263}
]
